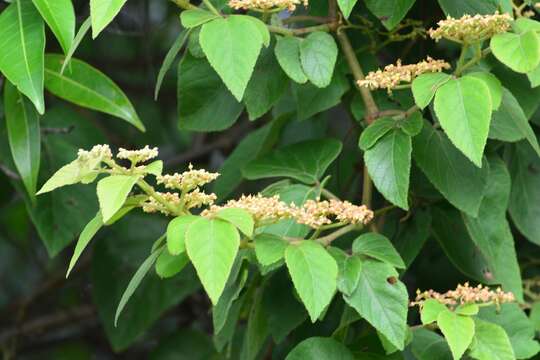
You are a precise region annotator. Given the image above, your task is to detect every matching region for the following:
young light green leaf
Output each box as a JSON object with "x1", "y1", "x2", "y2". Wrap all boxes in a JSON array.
[
  {"x1": 154, "y1": 30, "x2": 190, "y2": 100},
  {"x1": 337, "y1": 0, "x2": 358, "y2": 18},
  {"x1": 32, "y1": 0, "x2": 75, "y2": 54},
  {"x1": 4, "y1": 80, "x2": 41, "y2": 200},
  {"x1": 469, "y1": 319, "x2": 515, "y2": 360},
  {"x1": 45, "y1": 54, "x2": 145, "y2": 131},
  {"x1": 66, "y1": 212, "x2": 103, "y2": 278},
  {"x1": 412, "y1": 72, "x2": 451, "y2": 109},
  {"x1": 437, "y1": 308, "x2": 475, "y2": 360},
  {"x1": 166, "y1": 215, "x2": 199, "y2": 255},
  {"x1": 491, "y1": 30, "x2": 540, "y2": 73},
  {"x1": 336, "y1": 255, "x2": 362, "y2": 296},
  {"x1": 299, "y1": 32, "x2": 338, "y2": 88},
  {"x1": 343, "y1": 260, "x2": 408, "y2": 349},
  {"x1": 285, "y1": 337, "x2": 355, "y2": 360},
  {"x1": 420, "y1": 299, "x2": 448, "y2": 325},
  {"x1": 61, "y1": 16, "x2": 92, "y2": 74},
  {"x1": 275, "y1": 36, "x2": 308, "y2": 84},
  {"x1": 358, "y1": 117, "x2": 396, "y2": 151},
  {"x1": 413, "y1": 122, "x2": 489, "y2": 216},
  {"x1": 114, "y1": 246, "x2": 163, "y2": 326},
  {"x1": 243, "y1": 138, "x2": 342, "y2": 184},
  {"x1": 90, "y1": 0, "x2": 128, "y2": 39},
  {"x1": 456, "y1": 303, "x2": 479, "y2": 316},
  {"x1": 364, "y1": 0, "x2": 416, "y2": 30},
  {"x1": 352, "y1": 232, "x2": 406, "y2": 269},
  {"x1": 180, "y1": 9, "x2": 220, "y2": 28},
  {"x1": 96, "y1": 175, "x2": 139, "y2": 223},
  {"x1": 398, "y1": 111, "x2": 423, "y2": 136},
  {"x1": 254, "y1": 233, "x2": 288, "y2": 266},
  {"x1": 365, "y1": 129, "x2": 411, "y2": 210},
  {"x1": 285, "y1": 241, "x2": 338, "y2": 322},
  {"x1": 200, "y1": 15, "x2": 263, "y2": 101},
  {"x1": 144, "y1": 160, "x2": 163, "y2": 176},
  {"x1": 466, "y1": 72, "x2": 503, "y2": 110},
  {"x1": 155, "y1": 250, "x2": 189, "y2": 279},
  {"x1": 185, "y1": 218, "x2": 240, "y2": 304},
  {"x1": 245, "y1": 16, "x2": 270, "y2": 47},
  {"x1": 215, "y1": 208, "x2": 254, "y2": 237},
  {"x1": 434, "y1": 77, "x2": 492, "y2": 167},
  {"x1": 489, "y1": 88, "x2": 540, "y2": 157},
  {"x1": 0, "y1": 0, "x2": 45, "y2": 114}
]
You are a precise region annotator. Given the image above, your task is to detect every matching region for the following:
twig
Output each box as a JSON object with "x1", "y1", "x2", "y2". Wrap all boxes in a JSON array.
[{"x1": 0, "y1": 165, "x2": 20, "y2": 181}]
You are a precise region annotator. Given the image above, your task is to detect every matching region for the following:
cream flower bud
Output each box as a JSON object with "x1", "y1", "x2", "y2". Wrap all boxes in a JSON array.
[
  {"x1": 117, "y1": 145, "x2": 159, "y2": 164},
  {"x1": 428, "y1": 12, "x2": 512, "y2": 43}
]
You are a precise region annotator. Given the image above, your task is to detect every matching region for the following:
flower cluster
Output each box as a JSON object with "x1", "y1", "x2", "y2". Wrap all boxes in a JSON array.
[
  {"x1": 411, "y1": 282, "x2": 515, "y2": 307},
  {"x1": 228, "y1": 0, "x2": 307, "y2": 11},
  {"x1": 203, "y1": 194, "x2": 373, "y2": 228},
  {"x1": 428, "y1": 12, "x2": 512, "y2": 43},
  {"x1": 358, "y1": 57, "x2": 450, "y2": 92},
  {"x1": 157, "y1": 164, "x2": 219, "y2": 192},
  {"x1": 142, "y1": 192, "x2": 181, "y2": 215},
  {"x1": 77, "y1": 144, "x2": 112, "y2": 162},
  {"x1": 117, "y1": 145, "x2": 159, "y2": 164}
]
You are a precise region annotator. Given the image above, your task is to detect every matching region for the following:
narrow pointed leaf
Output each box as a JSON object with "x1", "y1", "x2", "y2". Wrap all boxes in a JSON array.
[
  {"x1": 66, "y1": 212, "x2": 103, "y2": 278},
  {"x1": 32, "y1": 0, "x2": 75, "y2": 54},
  {"x1": 90, "y1": 0, "x2": 128, "y2": 39},
  {"x1": 154, "y1": 30, "x2": 190, "y2": 100},
  {"x1": 61, "y1": 17, "x2": 92, "y2": 74}
]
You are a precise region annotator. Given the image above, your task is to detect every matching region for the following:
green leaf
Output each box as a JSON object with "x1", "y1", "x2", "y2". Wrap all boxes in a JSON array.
[
  {"x1": 364, "y1": 0, "x2": 416, "y2": 30},
  {"x1": 343, "y1": 260, "x2": 408, "y2": 349},
  {"x1": 491, "y1": 30, "x2": 540, "y2": 73},
  {"x1": 0, "y1": 0, "x2": 45, "y2": 114},
  {"x1": 150, "y1": 329, "x2": 219, "y2": 360},
  {"x1": 456, "y1": 303, "x2": 479, "y2": 316},
  {"x1": 390, "y1": 208, "x2": 431, "y2": 267},
  {"x1": 180, "y1": 9, "x2": 220, "y2": 28},
  {"x1": 212, "y1": 115, "x2": 288, "y2": 198},
  {"x1": 90, "y1": 0, "x2": 128, "y2": 39},
  {"x1": 411, "y1": 328, "x2": 453, "y2": 360},
  {"x1": 420, "y1": 299, "x2": 448, "y2": 325},
  {"x1": 155, "y1": 250, "x2": 189, "y2": 279},
  {"x1": 60, "y1": 16, "x2": 91, "y2": 74},
  {"x1": 244, "y1": 45, "x2": 289, "y2": 120},
  {"x1": 200, "y1": 15, "x2": 263, "y2": 101},
  {"x1": 299, "y1": 32, "x2": 338, "y2": 88},
  {"x1": 167, "y1": 215, "x2": 199, "y2": 255},
  {"x1": 336, "y1": 255, "x2": 363, "y2": 296},
  {"x1": 245, "y1": 16, "x2": 270, "y2": 48},
  {"x1": 437, "y1": 0, "x2": 499, "y2": 17},
  {"x1": 32, "y1": 0, "x2": 74, "y2": 54},
  {"x1": 66, "y1": 212, "x2": 103, "y2": 278},
  {"x1": 214, "y1": 208, "x2": 254, "y2": 237},
  {"x1": 358, "y1": 117, "x2": 396, "y2": 151},
  {"x1": 293, "y1": 70, "x2": 350, "y2": 120},
  {"x1": 275, "y1": 36, "x2": 308, "y2": 84},
  {"x1": 508, "y1": 141, "x2": 540, "y2": 245},
  {"x1": 185, "y1": 218, "x2": 240, "y2": 304},
  {"x1": 463, "y1": 157, "x2": 523, "y2": 300},
  {"x1": 44, "y1": 54, "x2": 145, "y2": 131},
  {"x1": 115, "y1": 247, "x2": 164, "y2": 326},
  {"x1": 352, "y1": 232, "x2": 405, "y2": 269},
  {"x1": 144, "y1": 160, "x2": 163, "y2": 176},
  {"x1": 240, "y1": 288, "x2": 269, "y2": 360},
  {"x1": 285, "y1": 337, "x2": 355, "y2": 360},
  {"x1": 36, "y1": 161, "x2": 86, "y2": 195},
  {"x1": 337, "y1": 0, "x2": 358, "y2": 18},
  {"x1": 412, "y1": 72, "x2": 451, "y2": 110},
  {"x1": 285, "y1": 241, "x2": 338, "y2": 322},
  {"x1": 364, "y1": 129, "x2": 411, "y2": 210},
  {"x1": 4, "y1": 81, "x2": 41, "y2": 200},
  {"x1": 437, "y1": 309, "x2": 475, "y2": 360},
  {"x1": 479, "y1": 304, "x2": 540, "y2": 359},
  {"x1": 243, "y1": 138, "x2": 342, "y2": 184},
  {"x1": 466, "y1": 72, "x2": 503, "y2": 110},
  {"x1": 96, "y1": 175, "x2": 139, "y2": 223},
  {"x1": 254, "y1": 233, "x2": 288, "y2": 266},
  {"x1": 489, "y1": 88, "x2": 540, "y2": 156},
  {"x1": 412, "y1": 122, "x2": 489, "y2": 216},
  {"x1": 399, "y1": 111, "x2": 424, "y2": 136},
  {"x1": 469, "y1": 319, "x2": 515, "y2": 360},
  {"x1": 154, "y1": 30, "x2": 190, "y2": 100},
  {"x1": 434, "y1": 77, "x2": 492, "y2": 167},
  {"x1": 178, "y1": 53, "x2": 243, "y2": 132}
]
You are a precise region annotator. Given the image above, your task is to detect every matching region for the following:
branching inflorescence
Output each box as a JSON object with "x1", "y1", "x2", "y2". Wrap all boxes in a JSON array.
[
  {"x1": 228, "y1": 0, "x2": 307, "y2": 11},
  {"x1": 428, "y1": 12, "x2": 512, "y2": 43}
]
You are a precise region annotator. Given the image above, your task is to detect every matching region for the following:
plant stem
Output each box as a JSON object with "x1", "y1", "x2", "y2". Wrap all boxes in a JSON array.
[
  {"x1": 320, "y1": 188, "x2": 340, "y2": 200},
  {"x1": 267, "y1": 22, "x2": 335, "y2": 36},
  {"x1": 137, "y1": 179, "x2": 182, "y2": 216},
  {"x1": 170, "y1": 0, "x2": 198, "y2": 10},
  {"x1": 202, "y1": 0, "x2": 221, "y2": 16},
  {"x1": 316, "y1": 224, "x2": 360, "y2": 246}
]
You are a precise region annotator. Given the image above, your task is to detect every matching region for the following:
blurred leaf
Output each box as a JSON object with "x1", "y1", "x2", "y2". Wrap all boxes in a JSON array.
[
  {"x1": 410, "y1": 328, "x2": 452, "y2": 360},
  {"x1": 44, "y1": 54, "x2": 145, "y2": 131},
  {"x1": 469, "y1": 319, "x2": 514, "y2": 360},
  {"x1": 413, "y1": 122, "x2": 489, "y2": 216},
  {"x1": 0, "y1": 0, "x2": 45, "y2": 114},
  {"x1": 178, "y1": 53, "x2": 243, "y2": 132},
  {"x1": 244, "y1": 138, "x2": 342, "y2": 184},
  {"x1": 150, "y1": 329, "x2": 219, "y2": 360},
  {"x1": 364, "y1": 0, "x2": 416, "y2": 29},
  {"x1": 299, "y1": 32, "x2": 337, "y2": 88},
  {"x1": 4, "y1": 80, "x2": 40, "y2": 200},
  {"x1": 240, "y1": 288, "x2": 269, "y2": 360},
  {"x1": 91, "y1": 214, "x2": 200, "y2": 351},
  {"x1": 491, "y1": 31, "x2": 540, "y2": 74},
  {"x1": 286, "y1": 337, "x2": 355, "y2": 359},
  {"x1": 154, "y1": 30, "x2": 190, "y2": 100},
  {"x1": 343, "y1": 260, "x2": 408, "y2": 350},
  {"x1": 389, "y1": 208, "x2": 431, "y2": 268},
  {"x1": 32, "y1": 0, "x2": 75, "y2": 54},
  {"x1": 437, "y1": 0, "x2": 499, "y2": 17},
  {"x1": 90, "y1": 0, "x2": 128, "y2": 39}
]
